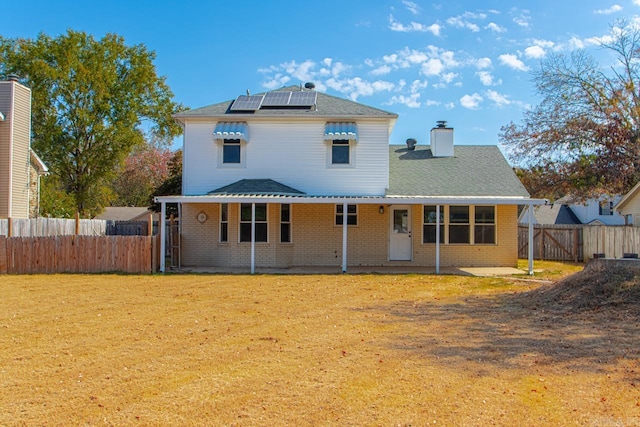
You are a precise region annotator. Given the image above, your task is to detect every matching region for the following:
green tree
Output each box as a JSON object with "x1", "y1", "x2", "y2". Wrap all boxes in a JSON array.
[
  {"x1": 500, "y1": 20, "x2": 640, "y2": 200},
  {"x1": 0, "y1": 30, "x2": 184, "y2": 217},
  {"x1": 150, "y1": 149, "x2": 182, "y2": 217}
]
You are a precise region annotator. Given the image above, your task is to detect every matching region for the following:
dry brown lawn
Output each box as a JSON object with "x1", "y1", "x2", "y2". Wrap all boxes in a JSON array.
[{"x1": 1, "y1": 262, "x2": 639, "y2": 426}]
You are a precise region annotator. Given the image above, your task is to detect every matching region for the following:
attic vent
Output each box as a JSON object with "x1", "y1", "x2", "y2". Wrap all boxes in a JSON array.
[
  {"x1": 406, "y1": 138, "x2": 417, "y2": 151},
  {"x1": 436, "y1": 120, "x2": 447, "y2": 128},
  {"x1": 304, "y1": 82, "x2": 315, "y2": 90}
]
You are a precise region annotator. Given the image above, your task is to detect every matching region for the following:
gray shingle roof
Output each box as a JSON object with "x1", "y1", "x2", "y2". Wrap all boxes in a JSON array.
[
  {"x1": 174, "y1": 86, "x2": 398, "y2": 119},
  {"x1": 388, "y1": 145, "x2": 530, "y2": 197},
  {"x1": 209, "y1": 179, "x2": 306, "y2": 196},
  {"x1": 530, "y1": 204, "x2": 582, "y2": 225}
]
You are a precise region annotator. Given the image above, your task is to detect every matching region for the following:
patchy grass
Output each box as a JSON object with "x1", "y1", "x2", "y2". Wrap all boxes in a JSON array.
[{"x1": 1, "y1": 263, "x2": 639, "y2": 426}]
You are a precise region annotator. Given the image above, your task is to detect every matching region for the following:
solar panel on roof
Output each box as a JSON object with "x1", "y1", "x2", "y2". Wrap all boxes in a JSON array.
[
  {"x1": 262, "y1": 91, "x2": 292, "y2": 106},
  {"x1": 288, "y1": 91, "x2": 317, "y2": 106},
  {"x1": 230, "y1": 95, "x2": 264, "y2": 111}
]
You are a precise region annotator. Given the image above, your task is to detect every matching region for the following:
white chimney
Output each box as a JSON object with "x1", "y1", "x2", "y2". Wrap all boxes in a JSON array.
[{"x1": 430, "y1": 120, "x2": 454, "y2": 157}]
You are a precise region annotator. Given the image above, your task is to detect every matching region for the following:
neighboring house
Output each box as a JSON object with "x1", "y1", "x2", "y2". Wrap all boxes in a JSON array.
[
  {"x1": 614, "y1": 183, "x2": 640, "y2": 225},
  {"x1": 0, "y1": 74, "x2": 47, "y2": 218},
  {"x1": 520, "y1": 195, "x2": 625, "y2": 225},
  {"x1": 155, "y1": 85, "x2": 543, "y2": 273}
]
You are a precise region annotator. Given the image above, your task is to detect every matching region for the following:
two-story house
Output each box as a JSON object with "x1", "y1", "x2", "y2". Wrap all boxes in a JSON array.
[
  {"x1": 0, "y1": 74, "x2": 48, "y2": 219},
  {"x1": 155, "y1": 85, "x2": 544, "y2": 273}
]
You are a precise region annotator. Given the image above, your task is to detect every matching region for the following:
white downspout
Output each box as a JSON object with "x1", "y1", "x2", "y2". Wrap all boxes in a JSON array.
[
  {"x1": 436, "y1": 204, "x2": 441, "y2": 274},
  {"x1": 160, "y1": 201, "x2": 166, "y2": 273},
  {"x1": 342, "y1": 202, "x2": 348, "y2": 273},
  {"x1": 251, "y1": 202, "x2": 256, "y2": 274},
  {"x1": 528, "y1": 204, "x2": 534, "y2": 275}
]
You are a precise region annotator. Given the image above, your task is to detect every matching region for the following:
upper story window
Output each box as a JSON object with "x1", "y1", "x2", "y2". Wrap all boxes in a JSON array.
[
  {"x1": 325, "y1": 122, "x2": 357, "y2": 167},
  {"x1": 599, "y1": 201, "x2": 614, "y2": 216},
  {"x1": 214, "y1": 122, "x2": 248, "y2": 168},
  {"x1": 223, "y1": 139, "x2": 241, "y2": 164},
  {"x1": 331, "y1": 139, "x2": 350, "y2": 164}
]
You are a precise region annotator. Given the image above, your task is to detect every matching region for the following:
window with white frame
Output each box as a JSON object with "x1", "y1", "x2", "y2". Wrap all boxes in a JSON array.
[
  {"x1": 335, "y1": 204, "x2": 357, "y2": 225},
  {"x1": 280, "y1": 204, "x2": 291, "y2": 243},
  {"x1": 331, "y1": 139, "x2": 351, "y2": 165},
  {"x1": 220, "y1": 203, "x2": 228, "y2": 243},
  {"x1": 422, "y1": 205, "x2": 496, "y2": 245},
  {"x1": 423, "y1": 205, "x2": 444, "y2": 244},
  {"x1": 240, "y1": 203, "x2": 267, "y2": 242},
  {"x1": 449, "y1": 206, "x2": 470, "y2": 244},
  {"x1": 222, "y1": 138, "x2": 241, "y2": 164},
  {"x1": 474, "y1": 206, "x2": 496, "y2": 244}
]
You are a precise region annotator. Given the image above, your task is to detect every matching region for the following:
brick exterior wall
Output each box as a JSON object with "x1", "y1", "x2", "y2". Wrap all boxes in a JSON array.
[{"x1": 179, "y1": 203, "x2": 519, "y2": 268}]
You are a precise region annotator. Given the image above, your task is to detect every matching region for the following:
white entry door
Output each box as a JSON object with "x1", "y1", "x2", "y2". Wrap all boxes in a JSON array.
[{"x1": 389, "y1": 206, "x2": 412, "y2": 260}]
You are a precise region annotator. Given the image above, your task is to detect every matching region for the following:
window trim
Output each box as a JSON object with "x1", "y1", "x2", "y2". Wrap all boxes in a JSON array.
[
  {"x1": 218, "y1": 138, "x2": 246, "y2": 168},
  {"x1": 327, "y1": 139, "x2": 356, "y2": 168},
  {"x1": 239, "y1": 203, "x2": 268, "y2": 243},
  {"x1": 219, "y1": 203, "x2": 228, "y2": 243},
  {"x1": 335, "y1": 204, "x2": 358, "y2": 226},
  {"x1": 280, "y1": 204, "x2": 292, "y2": 243},
  {"x1": 421, "y1": 205, "x2": 497, "y2": 245}
]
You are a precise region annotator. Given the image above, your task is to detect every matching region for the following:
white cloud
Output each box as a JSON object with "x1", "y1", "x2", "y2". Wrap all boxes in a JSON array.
[
  {"x1": 512, "y1": 9, "x2": 531, "y2": 29},
  {"x1": 486, "y1": 90, "x2": 511, "y2": 107},
  {"x1": 325, "y1": 77, "x2": 395, "y2": 101},
  {"x1": 262, "y1": 74, "x2": 291, "y2": 90},
  {"x1": 635, "y1": 0, "x2": 640, "y2": 5},
  {"x1": 331, "y1": 62, "x2": 350, "y2": 76},
  {"x1": 410, "y1": 79, "x2": 428, "y2": 93},
  {"x1": 441, "y1": 72, "x2": 458, "y2": 84},
  {"x1": 499, "y1": 54, "x2": 529, "y2": 72},
  {"x1": 446, "y1": 16, "x2": 480, "y2": 32},
  {"x1": 402, "y1": 0, "x2": 420, "y2": 15},
  {"x1": 476, "y1": 71, "x2": 501, "y2": 86},
  {"x1": 322, "y1": 58, "x2": 332, "y2": 67},
  {"x1": 424, "y1": 99, "x2": 440, "y2": 107},
  {"x1": 421, "y1": 58, "x2": 444, "y2": 76},
  {"x1": 371, "y1": 65, "x2": 392, "y2": 76},
  {"x1": 476, "y1": 57, "x2": 492, "y2": 69},
  {"x1": 485, "y1": 22, "x2": 506, "y2": 33},
  {"x1": 460, "y1": 93, "x2": 483, "y2": 109},
  {"x1": 594, "y1": 4, "x2": 622, "y2": 14},
  {"x1": 386, "y1": 93, "x2": 421, "y2": 108},
  {"x1": 524, "y1": 45, "x2": 546, "y2": 59},
  {"x1": 445, "y1": 102, "x2": 456, "y2": 110},
  {"x1": 389, "y1": 15, "x2": 440, "y2": 35}
]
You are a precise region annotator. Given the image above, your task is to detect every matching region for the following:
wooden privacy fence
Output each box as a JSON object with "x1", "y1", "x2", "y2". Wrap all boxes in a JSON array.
[
  {"x1": 0, "y1": 235, "x2": 161, "y2": 274},
  {"x1": 0, "y1": 217, "x2": 107, "y2": 236},
  {"x1": 519, "y1": 224, "x2": 640, "y2": 262},
  {"x1": 518, "y1": 224, "x2": 583, "y2": 262}
]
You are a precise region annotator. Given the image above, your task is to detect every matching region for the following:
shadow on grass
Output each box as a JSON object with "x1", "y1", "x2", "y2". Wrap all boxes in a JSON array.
[{"x1": 371, "y1": 291, "x2": 640, "y2": 375}]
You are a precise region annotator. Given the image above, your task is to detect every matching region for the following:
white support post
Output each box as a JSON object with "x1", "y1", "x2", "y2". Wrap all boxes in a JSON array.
[
  {"x1": 528, "y1": 204, "x2": 534, "y2": 275},
  {"x1": 251, "y1": 203, "x2": 256, "y2": 275},
  {"x1": 342, "y1": 202, "x2": 348, "y2": 273},
  {"x1": 160, "y1": 201, "x2": 166, "y2": 273},
  {"x1": 436, "y1": 204, "x2": 441, "y2": 274}
]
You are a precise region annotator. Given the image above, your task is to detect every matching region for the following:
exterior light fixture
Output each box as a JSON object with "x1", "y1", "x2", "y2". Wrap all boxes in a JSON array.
[{"x1": 379, "y1": 206, "x2": 384, "y2": 214}]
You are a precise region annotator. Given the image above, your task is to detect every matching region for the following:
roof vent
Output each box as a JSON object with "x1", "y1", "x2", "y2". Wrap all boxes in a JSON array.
[
  {"x1": 406, "y1": 138, "x2": 417, "y2": 151},
  {"x1": 304, "y1": 82, "x2": 315, "y2": 90},
  {"x1": 7, "y1": 74, "x2": 19, "y2": 82},
  {"x1": 436, "y1": 120, "x2": 447, "y2": 128}
]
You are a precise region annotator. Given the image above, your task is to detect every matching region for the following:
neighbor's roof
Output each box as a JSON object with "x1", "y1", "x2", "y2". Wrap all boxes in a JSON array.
[
  {"x1": 174, "y1": 86, "x2": 398, "y2": 120},
  {"x1": 387, "y1": 145, "x2": 530, "y2": 198},
  {"x1": 529, "y1": 203, "x2": 582, "y2": 225},
  {"x1": 95, "y1": 207, "x2": 154, "y2": 221}
]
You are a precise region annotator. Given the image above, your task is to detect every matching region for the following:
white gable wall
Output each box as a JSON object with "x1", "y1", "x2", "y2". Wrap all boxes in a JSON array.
[
  {"x1": 182, "y1": 120, "x2": 390, "y2": 196},
  {"x1": 570, "y1": 197, "x2": 625, "y2": 225}
]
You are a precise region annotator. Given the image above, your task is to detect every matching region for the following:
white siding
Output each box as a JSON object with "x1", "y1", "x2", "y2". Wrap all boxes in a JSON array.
[
  {"x1": 182, "y1": 120, "x2": 390, "y2": 196},
  {"x1": 570, "y1": 198, "x2": 625, "y2": 225}
]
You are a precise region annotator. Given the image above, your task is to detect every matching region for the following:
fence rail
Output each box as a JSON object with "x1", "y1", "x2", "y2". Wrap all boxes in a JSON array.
[
  {"x1": 0, "y1": 235, "x2": 158, "y2": 274},
  {"x1": 519, "y1": 224, "x2": 640, "y2": 262}
]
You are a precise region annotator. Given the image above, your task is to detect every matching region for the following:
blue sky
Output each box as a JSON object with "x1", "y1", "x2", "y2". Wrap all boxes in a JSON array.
[{"x1": 2, "y1": 1, "x2": 638, "y2": 151}]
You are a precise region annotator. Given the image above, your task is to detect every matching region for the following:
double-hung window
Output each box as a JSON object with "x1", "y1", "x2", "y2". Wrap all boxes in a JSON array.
[
  {"x1": 280, "y1": 204, "x2": 291, "y2": 243},
  {"x1": 449, "y1": 206, "x2": 470, "y2": 244},
  {"x1": 336, "y1": 204, "x2": 357, "y2": 225},
  {"x1": 220, "y1": 203, "x2": 228, "y2": 243},
  {"x1": 474, "y1": 206, "x2": 495, "y2": 244},
  {"x1": 423, "y1": 206, "x2": 444, "y2": 243},
  {"x1": 331, "y1": 139, "x2": 350, "y2": 165},
  {"x1": 240, "y1": 203, "x2": 267, "y2": 242},
  {"x1": 222, "y1": 139, "x2": 241, "y2": 164}
]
